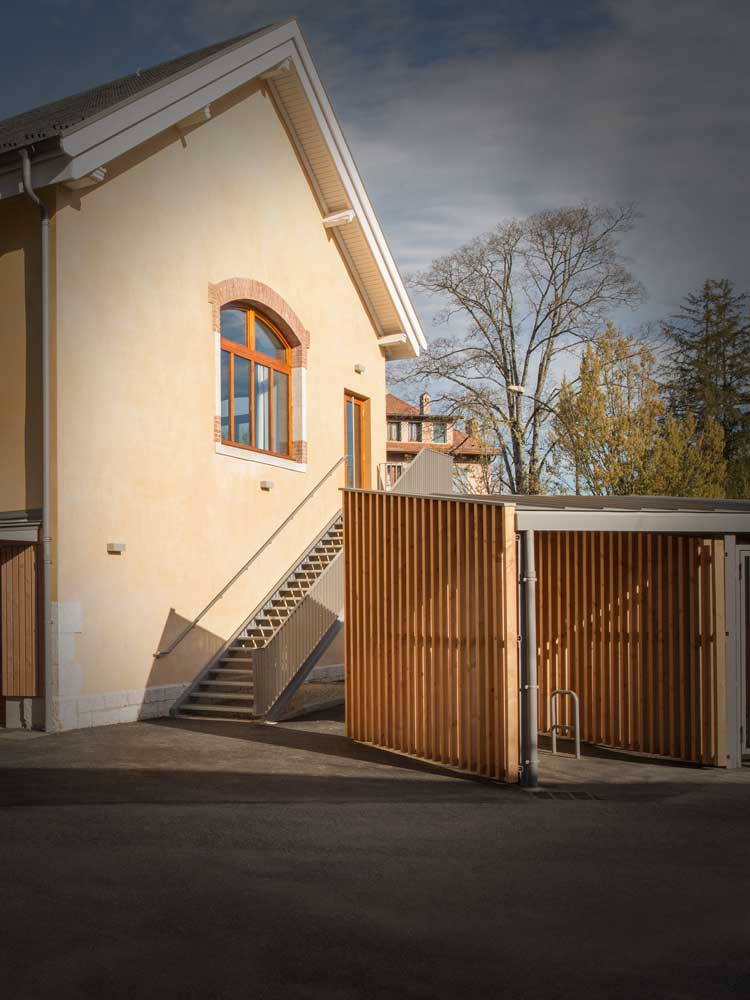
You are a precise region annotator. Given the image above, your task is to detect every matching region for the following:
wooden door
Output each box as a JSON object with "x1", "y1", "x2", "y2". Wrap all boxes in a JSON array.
[
  {"x1": 344, "y1": 393, "x2": 366, "y2": 489},
  {"x1": 0, "y1": 543, "x2": 41, "y2": 703}
]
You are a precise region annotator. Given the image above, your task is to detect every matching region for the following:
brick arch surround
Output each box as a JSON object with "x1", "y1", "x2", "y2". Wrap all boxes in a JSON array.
[{"x1": 208, "y1": 279, "x2": 309, "y2": 464}]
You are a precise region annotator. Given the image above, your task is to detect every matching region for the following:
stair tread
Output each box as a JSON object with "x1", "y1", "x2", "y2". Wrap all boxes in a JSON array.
[
  {"x1": 176, "y1": 711, "x2": 257, "y2": 722},
  {"x1": 191, "y1": 692, "x2": 255, "y2": 701},
  {"x1": 177, "y1": 702, "x2": 255, "y2": 715},
  {"x1": 201, "y1": 680, "x2": 254, "y2": 688}
]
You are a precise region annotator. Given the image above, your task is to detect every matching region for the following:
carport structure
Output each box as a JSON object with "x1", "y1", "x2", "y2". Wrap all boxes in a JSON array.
[{"x1": 343, "y1": 488, "x2": 750, "y2": 784}]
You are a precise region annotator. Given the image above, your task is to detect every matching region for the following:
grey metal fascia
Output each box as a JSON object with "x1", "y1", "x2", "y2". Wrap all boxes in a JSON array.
[{"x1": 515, "y1": 509, "x2": 750, "y2": 534}]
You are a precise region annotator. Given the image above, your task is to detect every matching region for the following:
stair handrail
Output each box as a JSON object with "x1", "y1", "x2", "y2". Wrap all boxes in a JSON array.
[{"x1": 154, "y1": 456, "x2": 346, "y2": 658}]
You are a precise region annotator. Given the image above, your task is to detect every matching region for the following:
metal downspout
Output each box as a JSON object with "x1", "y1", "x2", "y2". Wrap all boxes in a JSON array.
[
  {"x1": 520, "y1": 530, "x2": 539, "y2": 787},
  {"x1": 18, "y1": 149, "x2": 54, "y2": 731}
]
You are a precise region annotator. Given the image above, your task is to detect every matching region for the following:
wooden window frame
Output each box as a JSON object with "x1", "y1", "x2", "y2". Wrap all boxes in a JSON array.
[
  {"x1": 387, "y1": 420, "x2": 402, "y2": 442},
  {"x1": 220, "y1": 304, "x2": 293, "y2": 460},
  {"x1": 407, "y1": 420, "x2": 422, "y2": 442}
]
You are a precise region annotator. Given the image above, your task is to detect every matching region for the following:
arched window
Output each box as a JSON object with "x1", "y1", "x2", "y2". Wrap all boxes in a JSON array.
[{"x1": 220, "y1": 304, "x2": 291, "y2": 457}]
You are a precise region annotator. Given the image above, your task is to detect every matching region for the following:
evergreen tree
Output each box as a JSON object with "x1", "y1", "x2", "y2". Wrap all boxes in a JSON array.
[{"x1": 661, "y1": 279, "x2": 750, "y2": 496}]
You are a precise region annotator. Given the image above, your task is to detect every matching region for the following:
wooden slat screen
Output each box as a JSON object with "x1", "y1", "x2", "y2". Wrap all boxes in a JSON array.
[
  {"x1": 535, "y1": 532, "x2": 726, "y2": 765},
  {"x1": 344, "y1": 491, "x2": 518, "y2": 782},
  {"x1": 0, "y1": 543, "x2": 41, "y2": 698}
]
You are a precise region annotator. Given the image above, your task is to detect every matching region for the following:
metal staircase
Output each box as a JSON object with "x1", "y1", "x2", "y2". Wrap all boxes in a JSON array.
[{"x1": 172, "y1": 513, "x2": 344, "y2": 721}]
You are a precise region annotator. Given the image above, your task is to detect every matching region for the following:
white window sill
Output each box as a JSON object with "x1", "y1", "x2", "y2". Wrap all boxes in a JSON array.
[{"x1": 215, "y1": 442, "x2": 307, "y2": 473}]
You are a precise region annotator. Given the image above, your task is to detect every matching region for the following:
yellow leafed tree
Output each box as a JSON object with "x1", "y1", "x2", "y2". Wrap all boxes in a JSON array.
[{"x1": 554, "y1": 324, "x2": 726, "y2": 497}]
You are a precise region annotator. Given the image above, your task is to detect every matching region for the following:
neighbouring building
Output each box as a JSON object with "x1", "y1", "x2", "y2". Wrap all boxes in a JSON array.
[
  {"x1": 0, "y1": 20, "x2": 425, "y2": 731},
  {"x1": 383, "y1": 393, "x2": 498, "y2": 492}
]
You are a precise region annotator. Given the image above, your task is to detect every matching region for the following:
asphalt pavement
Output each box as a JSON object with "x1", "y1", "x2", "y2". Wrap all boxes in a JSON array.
[{"x1": 1, "y1": 708, "x2": 748, "y2": 999}]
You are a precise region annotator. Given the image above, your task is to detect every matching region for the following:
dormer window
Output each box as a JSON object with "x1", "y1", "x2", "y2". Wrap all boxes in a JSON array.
[{"x1": 220, "y1": 305, "x2": 291, "y2": 457}]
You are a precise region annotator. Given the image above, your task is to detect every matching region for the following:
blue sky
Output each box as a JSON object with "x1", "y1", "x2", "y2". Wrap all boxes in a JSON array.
[{"x1": 2, "y1": 0, "x2": 749, "y2": 342}]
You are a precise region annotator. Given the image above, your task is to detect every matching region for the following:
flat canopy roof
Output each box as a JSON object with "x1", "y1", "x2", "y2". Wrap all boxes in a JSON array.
[{"x1": 450, "y1": 493, "x2": 750, "y2": 535}]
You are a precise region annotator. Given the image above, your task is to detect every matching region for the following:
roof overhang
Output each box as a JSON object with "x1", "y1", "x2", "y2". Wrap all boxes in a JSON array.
[
  {"x1": 0, "y1": 19, "x2": 425, "y2": 358},
  {"x1": 0, "y1": 509, "x2": 41, "y2": 543},
  {"x1": 514, "y1": 509, "x2": 750, "y2": 535}
]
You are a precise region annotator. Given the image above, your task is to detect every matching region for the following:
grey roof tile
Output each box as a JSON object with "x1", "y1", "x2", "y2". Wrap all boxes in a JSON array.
[{"x1": 0, "y1": 26, "x2": 271, "y2": 153}]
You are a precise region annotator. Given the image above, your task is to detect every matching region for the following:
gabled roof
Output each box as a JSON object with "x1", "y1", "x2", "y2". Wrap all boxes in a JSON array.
[
  {"x1": 385, "y1": 392, "x2": 451, "y2": 421},
  {"x1": 449, "y1": 428, "x2": 501, "y2": 457},
  {"x1": 0, "y1": 29, "x2": 269, "y2": 152},
  {"x1": 0, "y1": 19, "x2": 425, "y2": 359},
  {"x1": 386, "y1": 393, "x2": 420, "y2": 416}
]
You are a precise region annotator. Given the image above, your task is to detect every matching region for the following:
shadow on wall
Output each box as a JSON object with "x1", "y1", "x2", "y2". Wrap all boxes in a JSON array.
[
  {"x1": 0, "y1": 196, "x2": 43, "y2": 510},
  {"x1": 23, "y1": 217, "x2": 42, "y2": 509},
  {"x1": 146, "y1": 608, "x2": 225, "y2": 691}
]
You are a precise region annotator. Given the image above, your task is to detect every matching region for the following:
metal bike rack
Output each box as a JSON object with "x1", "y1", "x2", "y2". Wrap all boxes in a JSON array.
[{"x1": 550, "y1": 689, "x2": 581, "y2": 759}]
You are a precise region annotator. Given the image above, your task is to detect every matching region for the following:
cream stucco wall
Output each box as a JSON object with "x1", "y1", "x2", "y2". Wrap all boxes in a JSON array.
[
  {"x1": 0, "y1": 195, "x2": 43, "y2": 514},
  {"x1": 53, "y1": 80, "x2": 386, "y2": 707}
]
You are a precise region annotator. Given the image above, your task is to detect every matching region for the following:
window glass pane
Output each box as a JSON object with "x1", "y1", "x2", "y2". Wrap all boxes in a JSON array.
[
  {"x1": 387, "y1": 421, "x2": 401, "y2": 441},
  {"x1": 254, "y1": 317, "x2": 287, "y2": 361},
  {"x1": 221, "y1": 350, "x2": 231, "y2": 441},
  {"x1": 352, "y1": 403, "x2": 362, "y2": 488},
  {"x1": 221, "y1": 308, "x2": 247, "y2": 346},
  {"x1": 273, "y1": 372, "x2": 289, "y2": 455},
  {"x1": 408, "y1": 421, "x2": 422, "y2": 442},
  {"x1": 233, "y1": 356, "x2": 250, "y2": 445},
  {"x1": 254, "y1": 363, "x2": 270, "y2": 451},
  {"x1": 433, "y1": 422, "x2": 447, "y2": 443}
]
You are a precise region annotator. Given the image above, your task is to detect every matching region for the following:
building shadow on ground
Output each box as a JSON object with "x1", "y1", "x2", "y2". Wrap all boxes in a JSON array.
[{"x1": 154, "y1": 707, "x2": 510, "y2": 789}]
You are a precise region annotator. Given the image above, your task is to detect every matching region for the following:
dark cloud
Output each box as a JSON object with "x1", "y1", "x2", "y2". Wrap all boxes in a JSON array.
[{"x1": 1, "y1": 0, "x2": 748, "y2": 338}]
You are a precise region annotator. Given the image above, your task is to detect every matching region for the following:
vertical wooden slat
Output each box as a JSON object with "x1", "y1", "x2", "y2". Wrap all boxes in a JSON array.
[
  {"x1": 346, "y1": 493, "x2": 354, "y2": 738},
  {"x1": 448, "y1": 498, "x2": 457, "y2": 766},
  {"x1": 714, "y1": 539, "x2": 726, "y2": 766},
  {"x1": 680, "y1": 536, "x2": 688, "y2": 760},
  {"x1": 691, "y1": 537, "x2": 699, "y2": 763},
  {"x1": 700, "y1": 540, "x2": 712, "y2": 764},
  {"x1": 425, "y1": 497, "x2": 434, "y2": 761},
  {"x1": 621, "y1": 534, "x2": 630, "y2": 749}
]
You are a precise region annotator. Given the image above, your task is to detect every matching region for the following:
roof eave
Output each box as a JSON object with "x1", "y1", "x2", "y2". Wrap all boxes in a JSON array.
[{"x1": 0, "y1": 19, "x2": 425, "y2": 357}]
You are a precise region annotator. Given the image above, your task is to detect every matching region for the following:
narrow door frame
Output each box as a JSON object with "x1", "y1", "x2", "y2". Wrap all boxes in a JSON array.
[{"x1": 344, "y1": 391, "x2": 370, "y2": 490}]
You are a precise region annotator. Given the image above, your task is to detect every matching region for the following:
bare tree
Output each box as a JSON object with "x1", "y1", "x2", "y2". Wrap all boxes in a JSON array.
[{"x1": 395, "y1": 203, "x2": 644, "y2": 493}]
